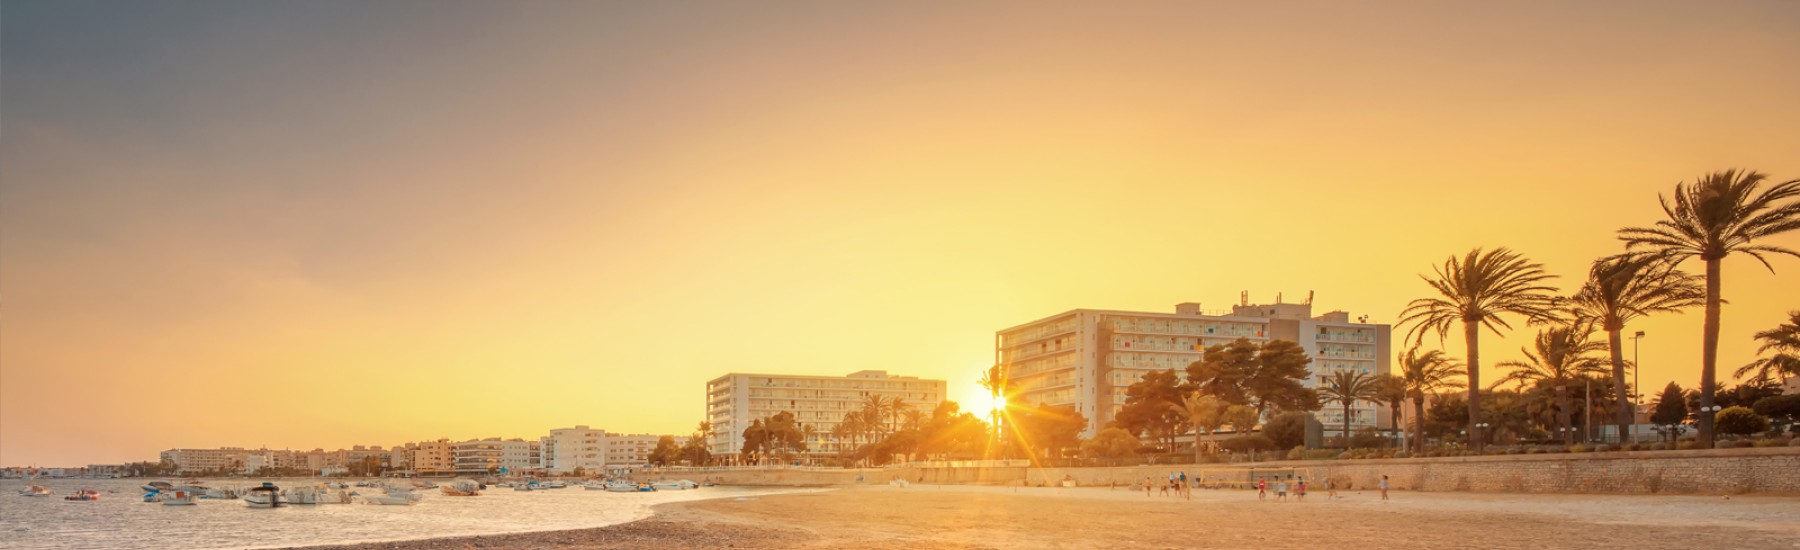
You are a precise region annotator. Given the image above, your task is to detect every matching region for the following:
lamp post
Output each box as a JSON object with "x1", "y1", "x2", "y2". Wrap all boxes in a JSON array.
[{"x1": 1628, "y1": 330, "x2": 1645, "y2": 444}]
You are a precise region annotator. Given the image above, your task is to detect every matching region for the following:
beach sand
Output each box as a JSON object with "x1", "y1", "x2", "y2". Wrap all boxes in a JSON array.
[{"x1": 283, "y1": 485, "x2": 1800, "y2": 549}]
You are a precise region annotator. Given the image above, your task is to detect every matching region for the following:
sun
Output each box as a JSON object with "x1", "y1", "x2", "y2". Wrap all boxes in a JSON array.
[{"x1": 961, "y1": 384, "x2": 1007, "y2": 419}]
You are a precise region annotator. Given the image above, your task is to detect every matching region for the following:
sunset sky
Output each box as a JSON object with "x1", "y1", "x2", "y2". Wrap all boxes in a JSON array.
[{"x1": 4, "y1": 1, "x2": 1798, "y2": 466}]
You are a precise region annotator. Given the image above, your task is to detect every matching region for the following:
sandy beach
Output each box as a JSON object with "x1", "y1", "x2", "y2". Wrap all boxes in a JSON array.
[{"x1": 282, "y1": 484, "x2": 1800, "y2": 550}]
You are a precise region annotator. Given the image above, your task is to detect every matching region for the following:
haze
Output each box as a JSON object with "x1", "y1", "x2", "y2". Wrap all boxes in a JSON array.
[{"x1": 3, "y1": 0, "x2": 1798, "y2": 466}]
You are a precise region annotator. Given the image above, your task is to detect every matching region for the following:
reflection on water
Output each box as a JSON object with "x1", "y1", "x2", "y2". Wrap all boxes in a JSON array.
[{"x1": 1, "y1": 479, "x2": 797, "y2": 550}]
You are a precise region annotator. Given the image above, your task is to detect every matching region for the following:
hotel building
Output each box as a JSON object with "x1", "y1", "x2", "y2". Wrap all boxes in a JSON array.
[
  {"x1": 605, "y1": 433, "x2": 688, "y2": 473},
  {"x1": 160, "y1": 448, "x2": 251, "y2": 474},
  {"x1": 705, "y1": 370, "x2": 947, "y2": 460},
  {"x1": 998, "y1": 298, "x2": 1391, "y2": 439},
  {"x1": 453, "y1": 438, "x2": 541, "y2": 475},
  {"x1": 542, "y1": 426, "x2": 606, "y2": 474}
]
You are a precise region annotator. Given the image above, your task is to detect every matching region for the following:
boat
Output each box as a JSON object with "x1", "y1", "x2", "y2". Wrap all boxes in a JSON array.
[
  {"x1": 201, "y1": 486, "x2": 240, "y2": 500},
  {"x1": 650, "y1": 480, "x2": 697, "y2": 491},
  {"x1": 606, "y1": 481, "x2": 654, "y2": 492},
  {"x1": 161, "y1": 489, "x2": 198, "y2": 506},
  {"x1": 20, "y1": 484, "x2": 52, "y2": 497},
  {"x1": 441, "y1": 479, "x2": 481, "y2": 497},
  {"x1": 582, "y1": 481, "x2": 609, "y2": 490},
  {"x1": 513, "y1": 480, "x2": 541, "y2": 492},
  {"x1": 364, "y1": 486, "x2": 422, "y2": 506},
  {"x1": 64, "y1": 489, "x2": 100, "y2": 501},
  {"x1": 243, "y1": 483, "x2": 285, "y2": 508},
  {"x1": 284, "y1": 485, "x2": 327, "y2": 505}
]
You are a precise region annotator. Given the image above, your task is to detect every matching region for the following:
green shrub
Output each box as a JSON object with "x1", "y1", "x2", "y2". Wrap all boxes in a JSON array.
[
  {"x1": 1568, "y1": 444, "x2": 1591, "y2": 453},
  {"x1": 1527, "y1": 448, "x2": 1547, "y2": 454},
  {"x1": 1220, "y1": 434, "x2": 1276, "y2": 453},
  {"x1": 1286, "y1": 446, "x2": 1306, "y2": 461},
  {"x1": 1304, "y1": 449, "x2": 1337, "y2": 460},
  {"x1": 1622, "y1": 443, "x2": 1641, "y2": 451},
  {"x1": 1715, "y1": 406, "x2": 1771, "y2": 436},
  {"x1": 1753, "y1": 439, "x2": 1785, "y2": 448},
  {"x1": 1677, "y1": 441, "x2": 1700, "y2": 450}
]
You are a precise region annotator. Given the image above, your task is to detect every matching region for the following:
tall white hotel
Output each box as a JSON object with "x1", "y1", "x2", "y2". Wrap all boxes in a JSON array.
[{"x1": 998, "y1": 296, "x2": 1391, "y2": 439}]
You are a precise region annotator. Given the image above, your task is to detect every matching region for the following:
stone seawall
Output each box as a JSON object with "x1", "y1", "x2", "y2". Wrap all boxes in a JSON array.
[{"x1": 669, "y1": 447, "x2": 1800, "y2": 495}]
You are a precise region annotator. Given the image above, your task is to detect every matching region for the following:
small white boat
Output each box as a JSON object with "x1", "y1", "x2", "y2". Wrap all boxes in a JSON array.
[
  {"x1": 20, "y1": 484, "x2": 52, "y2": 497},
  {"x1": 244, "y1": 483, "x2": 285, "y2": 508},
  {"x1": 581, "y1": 481, "x2": 609, "y2": 491},
  {"x1": 650, "y1": 480, "x2": 697, "y2": 491},
  {"x1": 285, "y1": 485, "x2": 326, "y2": 505},
  {"x1": 364, "y1": 485, "x2": 422, "y2": 506},
  {"x1": 161, "y1": 489, "x2": 198, "y2": 506},
  {"x1": 441, "y1": 479, "x2": 480, "y2": 497},
  {"x1": 64, "y1": 489, "x2": 101, "y2": 501},
  {"x1": 607, "y1": 481, "x2": 653, "y2": 492}
]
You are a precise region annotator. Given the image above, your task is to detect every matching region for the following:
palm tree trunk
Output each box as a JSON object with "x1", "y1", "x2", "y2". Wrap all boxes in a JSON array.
[
  {"x1": 1464, "y1": 320, "x2": 1483, "y2": 451},
  {"x1": 1343, "y1": 401, "x2": 1352, "y2": 449},
  {"x1": 1413, "y1": 395, "x2": 1427, "y2": 453},
  {"x1": 1698, "y1": 257, "x2": 1721, "y2": 448},
  {"x1": 1193, "y1": 429, "x2": 1203, "y2": 465},
  {"x1": 1558, "y1": 386, "x2": 1573, "y2": 445},
  {"x1": 1607, "y1": 327, "x2": 1632, "y2": 444}
]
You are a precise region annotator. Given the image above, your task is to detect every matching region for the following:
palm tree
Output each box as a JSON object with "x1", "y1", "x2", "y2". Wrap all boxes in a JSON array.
[
  {"x1": 978, "y1": 364, "x2": 1008, "y2": 456},
  {"x1": 1373, "y1": 374, "x2": 1408, "y2": 448},
  {"x1": 1398, "y1": 345, "x2": 1465, "y2": 453},
  {"x1": 835, "y1": 411, "x2": 865, "y2": 462},
  {"x1": 901, "y1": 408, "x2": 928, "y2": 431},
  {"x1": 887, "y1": 397, "x2": 910, "y2": 433},
  {"x1": 1320, "y1": 370, "x2": 1382, "y2": 447},
  {"x1": 1399, "y1": 247, "x2": 1563, "y2": 451},
  {"x1": 1569, "y1": 254, "x2": 1704, "y2": 444},
  {"x1": 861, "y1": 395, "x2": 889, "y2": 440},
  {"x1": 1736, "y1": 311, "x2": 1800, "y2": 384},
  {"x1": 1619, "y1": 169, "x2": 1800, "y2": 447},
  {"x1": 1175, "y1": 392, "x2": 1226, "y2": 463},
  {"x1": 1490, "y1": 325, "x2": 1609, "y2": 444}
]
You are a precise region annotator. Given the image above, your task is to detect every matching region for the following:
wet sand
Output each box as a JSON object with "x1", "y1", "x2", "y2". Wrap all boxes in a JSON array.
[{"x1": 283, "y1": 484, "x2": 1800, "y2": 549}]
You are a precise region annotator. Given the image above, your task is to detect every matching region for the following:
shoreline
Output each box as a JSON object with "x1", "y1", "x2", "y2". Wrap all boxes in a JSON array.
[{"x1": 271, "y1": 484, "x2": 1800, "y2": 550}]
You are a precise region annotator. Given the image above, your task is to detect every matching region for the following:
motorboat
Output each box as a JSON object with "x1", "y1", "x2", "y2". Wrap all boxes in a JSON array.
[
  {"x1": 441, "y1": 479, "x2": 481, "y2": 497},
  {"x1": 650, "y1": 480, "x2": 697, "y2": 491},
  {"x1": 243, "y1": 483, "x2": 285, "y2": 508},
  {"x1": 20, "y1": 484, "x2": 52, "y2": 497},
  {"x1": 284, "y1": 485, "x2": 327, "y2": 505},
  {"x1": 513, "y1": 481, "x2": 541, "y2": 491},
  {"x1": 161, "y1": 489, "x2": 198, "y2": 506},
  {"x1": 605, "y1": 481, "x2": 653, "y2": 493},
  {"x1": 64, "y1": 489, "x2": 100, "y2": 501},
  {"x1": 364, "y1": 486, "x2": 422, "y2": 506},
  {"x1": 582, "y1": 481, "x2": 609, "y2": 490},
  {"x1": 201, "y1": 486, "x2": 240, "y2": 500}
]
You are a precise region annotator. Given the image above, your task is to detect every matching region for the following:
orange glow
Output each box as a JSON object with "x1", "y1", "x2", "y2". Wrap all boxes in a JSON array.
[{"x1": 3, "y1": 2, "x2": 1799, "y2": 466}]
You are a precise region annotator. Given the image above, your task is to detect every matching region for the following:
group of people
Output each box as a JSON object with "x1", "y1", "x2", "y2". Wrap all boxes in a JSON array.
[
  {"x1": 1254, "y1": 474, "x2": 1390, "y2": 502},
  {"x1": 1142, "y1": 472, "x2": 1193, "y2": 500}
]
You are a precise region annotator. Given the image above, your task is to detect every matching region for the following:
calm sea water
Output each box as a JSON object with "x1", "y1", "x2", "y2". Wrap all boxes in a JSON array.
[{"x1": 1, "y1": 479, "x2": 802, "y2": 550}]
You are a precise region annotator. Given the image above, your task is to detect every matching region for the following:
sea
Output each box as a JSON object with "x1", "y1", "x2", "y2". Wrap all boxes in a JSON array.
[{"x1": 0, "y1": 478, "x2": 804, "y2": 550}]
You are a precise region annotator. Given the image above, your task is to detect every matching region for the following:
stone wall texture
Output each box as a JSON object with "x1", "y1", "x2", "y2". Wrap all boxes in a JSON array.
[{"x1": 665, "y1": 447, "x2": 1800, "y2": 495}]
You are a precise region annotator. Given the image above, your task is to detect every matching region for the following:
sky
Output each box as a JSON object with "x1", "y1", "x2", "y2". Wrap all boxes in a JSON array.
[{"x1": 3, "y1": 0, "x2": 1798, "y2": 466}]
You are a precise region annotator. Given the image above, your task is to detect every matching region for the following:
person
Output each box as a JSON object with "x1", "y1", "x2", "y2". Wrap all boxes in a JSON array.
[
  {"x1": 1159, "y1": 477, "x2": 1171, "y2": 497},
  {"x1": 1144, "y1": 477, "x2": 1153, "y2": 497},
  {"x1": 1379, "y1": 475, "x2": 1390, "y2": 501},
  {"x1": 1326, "y1": 478, "x2": 1338, "y2": 501},
  {"x1": 1257, "y1": 477, "x2": 1267, "y2": 501},
  {"x1": 1275, "y1": 479, "x2": 1288, "y2": 502},
  {"x1": 1296, "y1": 479, "x2": 1306, "y2": 501},
  {"x1": 1179, "y1": 471, "x2": 1190, "y2": 500}
]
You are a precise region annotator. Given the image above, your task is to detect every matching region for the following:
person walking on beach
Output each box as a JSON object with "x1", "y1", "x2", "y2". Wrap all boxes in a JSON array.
[
  {"x1": 1257, "y1": 477, "x2": 1267, "y2": 501},
  {"x1": 1144, "y1": 477, "x2": 1153, "y2": 497},
  {"x1": 1179, "y1": 472, "x2": 1190, "y2": 500},
  {"x1": 1296, "y1": 479, "x2": 1306, "y2": 502},
  {"x1": 1379, "y1": 475, "x2": 1390, "y2": 501},
  {"x1": 1326, "y1": 478, "x2": 1337, "y2": 501},
  {"x1": 1275, "y1": 480, "x2": 1288, "y2": 502}
]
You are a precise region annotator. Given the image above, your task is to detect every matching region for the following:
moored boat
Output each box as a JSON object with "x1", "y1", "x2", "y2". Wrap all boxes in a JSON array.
[
  {"x1": 64, "y1": 489, "x2": 100, "y2": 501},
  {"x1": 244, "y1": 483, "x2": 285, "y2": 508},
  {"x1": 441, "y1": 479, "x2": 481, "y2": 497},
  {"x1": 20, "y1": 484, "x2": 52, "y2": 497},
  {"x1": 161, "y1": 489, "x2": 198, "y2": 506}
]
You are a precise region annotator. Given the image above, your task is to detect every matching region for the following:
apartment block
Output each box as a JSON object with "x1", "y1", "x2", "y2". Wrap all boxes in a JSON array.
[
  {"x1": 998, "y1": 298, "x2": 1391, "y2": 439},
  {"x1": 542, "y1": 426, "x2": 606, "y2": 474},
  {"x1": 705, "y1": 370, "x2": 947, "y2": 460}
]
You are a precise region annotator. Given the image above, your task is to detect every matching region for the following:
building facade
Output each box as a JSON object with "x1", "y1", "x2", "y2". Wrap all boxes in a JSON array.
[
  {"x1": 160, "y1": 448, "x2": 251, "y2": 474},
  {"x1": 542, "y1": 426, "x2": 606, "y2": 474},
  {"x1": 705, "y1": 370, "x2": 947, "y2": 460},
  {"x1": 998, "y1": 299, "x2": 1391, "y2": 439},
  {"x1": 604, "y1": 433, "x2": 689, "y2": 473}
]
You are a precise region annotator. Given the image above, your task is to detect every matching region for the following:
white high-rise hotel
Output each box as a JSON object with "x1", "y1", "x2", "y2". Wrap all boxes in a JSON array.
[{"x1": 998, "y1": 296, "x2": 1391, "y2": 439}]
